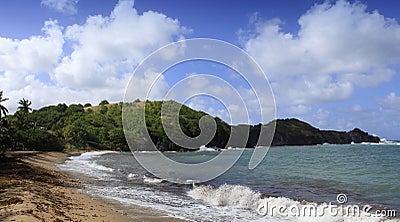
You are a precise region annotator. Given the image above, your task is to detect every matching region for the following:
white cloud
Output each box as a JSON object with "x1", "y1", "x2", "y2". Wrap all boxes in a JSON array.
[
  {"x1": 54, "y1": 0, "x2": 185, "y2": 89},
  {"x1": 382, "y1": 92, "x2": 400, "y2": 106},
  {"x1": 1, "y1": 0, "x2": 185, "y2": 113},
  {"x1": 376, "y1": 91, "x2": 400, "y2": 120},
  {"x1": 351, "y1": 104, "x2": 363, "y2": 112},
  {"x1": 242, "y1": 0, "x2": 400, "y2": 106},
  {"x1": 287, "y1": 104, "x2": 311, "y2": 115},
  {"x1": 314, "y1": 108, "x2": 330, "y2": 127},
  {"x1": 41, "y1": 0, "x2": 79, "y2": 14},
  {"x1": 0, "y1": 19, "x2": 65, "y2": 112},
  {"x1": 164, "y1": 74, "x2": 274, "y2": 124},
  {"x1": 125, "y1": 70, "x2": 169, "y2": 101},
  {"x1": 0, "y1": 20, "x2": 63, "y2": 74},
  {"x1": 167, "y1": 74, "x2": 247, "y2": 117}
]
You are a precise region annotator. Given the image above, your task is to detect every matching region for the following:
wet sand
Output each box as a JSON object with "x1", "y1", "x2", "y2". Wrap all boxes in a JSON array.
[{"x1": 0, "y1": 151, "x2": 185, "y2": 222}]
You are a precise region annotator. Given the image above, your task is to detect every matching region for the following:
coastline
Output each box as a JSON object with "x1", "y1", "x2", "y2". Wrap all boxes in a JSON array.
[{"x1": 0, "y1": 151, "x2": 186, "y2": 222}]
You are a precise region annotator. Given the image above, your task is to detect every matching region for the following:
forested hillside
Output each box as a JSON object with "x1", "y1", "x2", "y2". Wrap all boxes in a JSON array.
[
  {"x1": 0, "y1": 100, "x2": 231, "y2": 152},
  {"x1": 0, "y1": 96, "x2": 380, "y2": 153},
  {"x1": 0, "y1": 100, "x2": 126, "y2": 152}
]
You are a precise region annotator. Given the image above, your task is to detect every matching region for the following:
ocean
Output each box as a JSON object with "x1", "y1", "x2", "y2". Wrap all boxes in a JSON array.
[{"x1": 58, "y1": 143, "x2": 400, "y2": 221}]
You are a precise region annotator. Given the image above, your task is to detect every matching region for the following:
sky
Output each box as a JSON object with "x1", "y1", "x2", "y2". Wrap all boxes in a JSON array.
[{"x1": 0, "y1": 0, "x2": 400, "y2": 139}]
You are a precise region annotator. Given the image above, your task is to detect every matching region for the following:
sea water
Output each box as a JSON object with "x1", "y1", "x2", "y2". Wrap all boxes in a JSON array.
[{"x1": 58, "y1": 144, "x2": 400, "y2": 221}]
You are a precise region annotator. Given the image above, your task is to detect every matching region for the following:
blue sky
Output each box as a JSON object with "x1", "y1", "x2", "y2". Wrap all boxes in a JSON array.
[{"x1": 0, "y1": 0, "x2": 400, "y2": 139}]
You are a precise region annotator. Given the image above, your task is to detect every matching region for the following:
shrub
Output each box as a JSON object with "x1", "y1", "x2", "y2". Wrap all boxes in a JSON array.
[
  {"x1": 99, "y1": 100, "x2": 109, "y2": 106},
  {"x1": 16, "y1": 129, "x2": 64, "y2": 151}
]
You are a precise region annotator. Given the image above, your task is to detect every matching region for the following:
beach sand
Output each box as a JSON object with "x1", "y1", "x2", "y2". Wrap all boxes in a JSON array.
[{"x1": 0, "y1": 151, "x2": 185, "y2": 222}]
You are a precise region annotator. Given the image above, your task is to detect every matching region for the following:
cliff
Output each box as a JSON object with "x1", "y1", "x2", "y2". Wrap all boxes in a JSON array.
[{"x1": 246, "y1": 118, "x2": 380, "y2": 147}]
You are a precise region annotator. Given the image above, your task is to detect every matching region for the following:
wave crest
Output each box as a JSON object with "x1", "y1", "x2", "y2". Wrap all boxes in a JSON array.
[{"x1": 187, "y1": 184, "x2": 262, "y2": 209}]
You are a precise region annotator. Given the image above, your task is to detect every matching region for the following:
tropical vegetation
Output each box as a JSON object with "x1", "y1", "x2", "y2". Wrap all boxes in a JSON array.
[{"x1": 0, "y1": 90, "x2": 380, "y2": 154}]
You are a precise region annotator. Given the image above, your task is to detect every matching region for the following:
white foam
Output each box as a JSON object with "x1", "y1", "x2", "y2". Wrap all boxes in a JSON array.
[
  {"x1": 197, "y1": 145, "x2": 219, "y2": 152},
  {"x1": 58, "y1": 151, "x2": 117, "y2": 179},
  {"x1": 88, "y1": 162, "x2": 114, "y2": 172},
  {"x1": 188, "y1": 184, "x2": 261, "y2": 209},
  {"x1": 379, "y1": 139, "x2": 400, "y2": 145},
  {"x1": 85, "y1": 185, "x2": 205, "y2": 221},
  {"x1": 225, "y1": 147, "x2": 247, "y2": 151},
  {"x1": 71, "y1": 151, "x2": 118, "y2": 160},
  {"x1": 80, "y1": 181, "x2": 399, "y2": 222},
  {"x1": 186, "y1": 180, "x2": 200, "y2": 186},
  {"x1": 143, "y1": 175, "x2": 164, "y2": 184},
  {"x1": 59, "y1": 152, "x2": 399, "y2": 222},
  {"x1": 127, "y1": 173, "x2": 137, "y2": 178},
  {"x1": 133, "y1": 150, "x2": 159, "y2": 154}
]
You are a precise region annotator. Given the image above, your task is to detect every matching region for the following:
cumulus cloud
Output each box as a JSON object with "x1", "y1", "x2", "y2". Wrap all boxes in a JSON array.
[
  {"x1": 163, "y1": 73, "x2": 277, "y2": 124},
  {"x1": 0, "y1": 20, "x2": 65, "y2": 112},
  {"x1": 314, "y1": 108, "x2": 330, "y2": 127},
  {"x1": 382, "y1": 92, "x2": 400, "y2": 107},
  {"x1": 377, "y1": 91, "x2": 400, "y2": 121},
  {"x1": 54, "y1": 0, "x2": 185, "y2": 89},
  {"x1": 287, "y1": 104, "x2": 311, "y2": 115},
  {"x1": 1, "y1": 72, "x2": 85, "y2": 110},
  {"x1": 242, "y1": 0, "x2": 400, "y2": 106},
  {"x1": 41, "y1": 0, "x2": 79, "y2": 14},
  {"x1": 0, "y1": 20, "x2": 63, "y2": 74},
  {"x1": 351, "y1": 104, "x2": 363, "y2": 112},
  {"x1": 1, "y1": 0, "x2": 185, "y2": 113},
  {"x1": 164, "y1": 74, "x2": 250, "y2": 124},
  {"x1": 187, "y1": 97, "x2": 230, "y2": 122}
]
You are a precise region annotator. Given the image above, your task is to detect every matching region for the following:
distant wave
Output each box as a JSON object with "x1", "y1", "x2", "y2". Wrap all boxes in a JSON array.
[
  {"x1": 133, "y1": 150, "x2": 180, "y2": 154},
  {"x1": 195, "y1": 145, "x2": 220, "y2": 152},
  {"x1": 359, "y1": 141, "x2": 400, "y2": 146},
  {"x1": 70, "y1": 150, "x2": 118, "y2": 159},
  {"x1": 132, "y1": 150, "x2": 159, "y2": 154},
  {"x1": 379, "y1": 138, "x2": 400, "y2": 146},
  {"x1": 225, "y1": 147, "x2": 248, "y2": 150}
]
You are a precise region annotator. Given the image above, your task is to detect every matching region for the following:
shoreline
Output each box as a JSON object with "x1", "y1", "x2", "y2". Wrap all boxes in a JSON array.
[{"x1": 0, "y1": 151, "x2": 186, "y2": 222}]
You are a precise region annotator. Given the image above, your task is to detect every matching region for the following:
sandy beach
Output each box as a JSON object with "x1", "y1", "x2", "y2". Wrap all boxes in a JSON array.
[{"x1": 0, "y1": 151, "x2": 185, "y2": 222}]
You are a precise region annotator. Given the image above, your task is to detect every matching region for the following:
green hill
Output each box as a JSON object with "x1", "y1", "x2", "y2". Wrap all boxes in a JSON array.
[{"x1": 0, "y1": 100, "x2": 379, "y2": 152}]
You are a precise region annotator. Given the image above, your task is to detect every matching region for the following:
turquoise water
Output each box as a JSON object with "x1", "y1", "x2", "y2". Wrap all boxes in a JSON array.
[
  {"x1": 59, "y1": 144, "x2": 400, "y2": 221},
  {"x1": 166, "y1": 144, "x2": 400, "y2": 210}
]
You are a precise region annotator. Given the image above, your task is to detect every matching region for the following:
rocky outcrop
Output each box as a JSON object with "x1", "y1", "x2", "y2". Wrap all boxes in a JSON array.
[
  {"x1": 246, "y1": 118, "x2": 380, "y2": 147},
  {"x1": 155, "y1": 118, "x2": 380, "y2": 150},
  {"x1": 348, "y1": 128, "x2": 380, "y2": 143}
]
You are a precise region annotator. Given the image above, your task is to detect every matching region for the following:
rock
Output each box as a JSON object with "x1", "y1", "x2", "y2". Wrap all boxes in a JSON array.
[
  {"x1": 246, "y1": 118, "x2": 380, "y2": 147},
  {"x1": 348, "y1": 128, "x2": 380, "y2": 143}
]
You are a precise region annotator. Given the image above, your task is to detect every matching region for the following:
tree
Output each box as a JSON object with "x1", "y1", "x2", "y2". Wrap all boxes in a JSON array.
[
  {"x1": 18, "y1": 98, "x2": 32, "y2": 114},
  {"x1": 99, "y1": 100, "x2": 109, "y2": 106},
  {"x1": 16, "y1": 128, "x2": 64, "y2": 151},
  {"x1": 16, "y1": 98, "x2": 33, "y2": 129},
  {"x1": 0, "y1": 91, "x2": 9, "y2": 118},
  {"x1": 0, "y1": 118, "x2": 12, "y2": 155},
  {"x1": 99, "y1": 105, "x2": 108, "y2": 114}
]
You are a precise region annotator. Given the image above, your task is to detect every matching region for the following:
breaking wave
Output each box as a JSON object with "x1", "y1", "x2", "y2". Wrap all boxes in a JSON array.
[{"x1": 187, "y1": 184, "x2": 397, "y2": 222}]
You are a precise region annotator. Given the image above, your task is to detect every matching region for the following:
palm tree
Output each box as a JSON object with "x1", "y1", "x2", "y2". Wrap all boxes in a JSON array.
[
  {"x1": 0, "y1": 91, "x2": 9, "y2": 118},
  {"x1": 18, "y1": 98, "x2": 32, "y2": 114}
]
